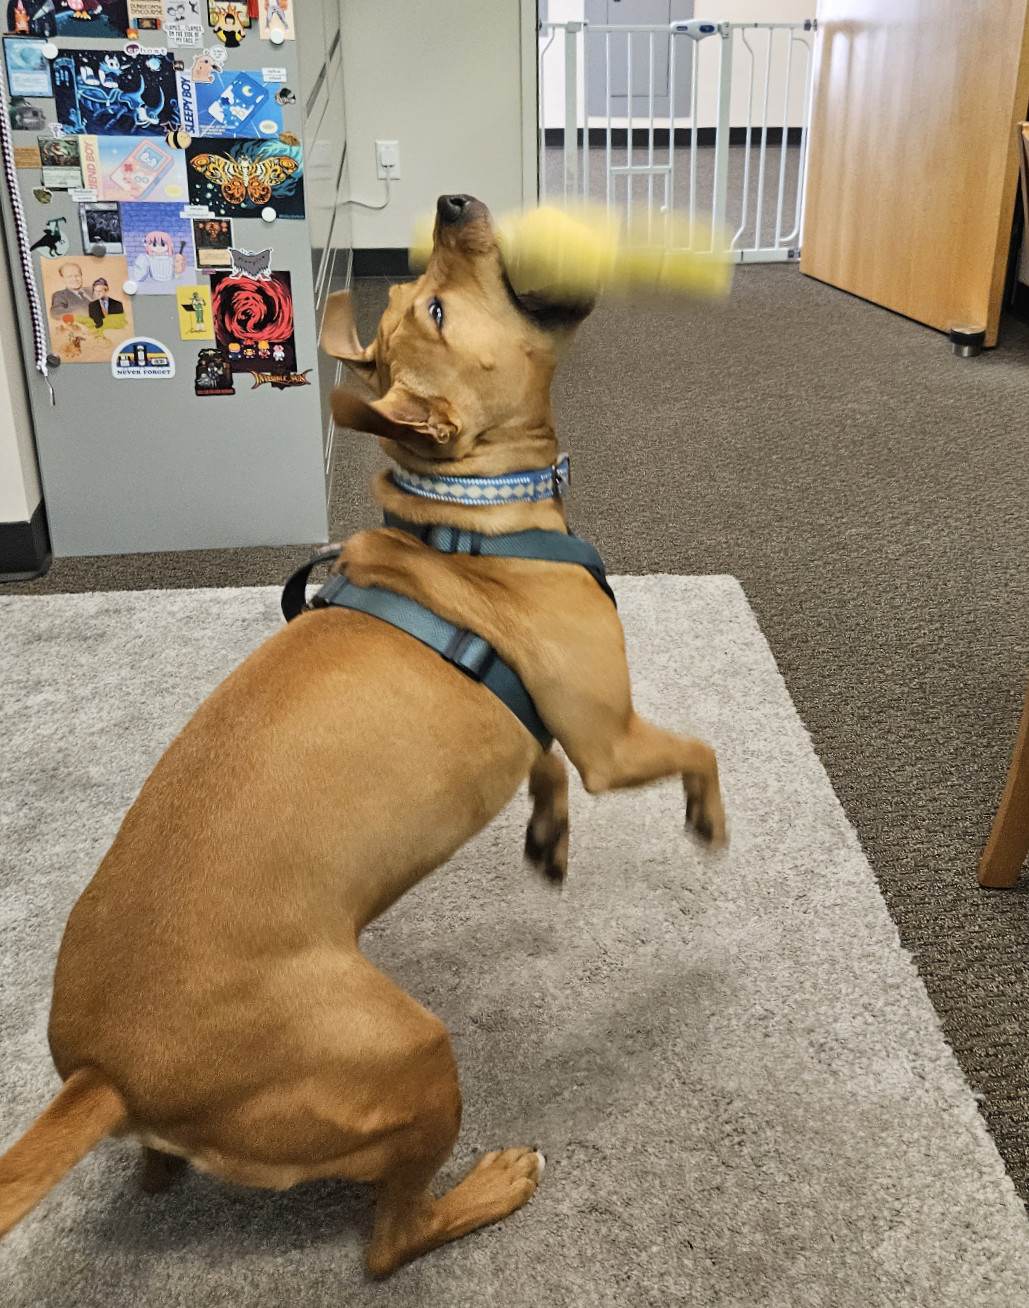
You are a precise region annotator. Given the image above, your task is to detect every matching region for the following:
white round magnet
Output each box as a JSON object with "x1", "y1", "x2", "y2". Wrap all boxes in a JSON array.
[
  {"x1": 42, "y1": 43, "x2": 59, "y2": 59},
  {"x1": 269, "y1": 29, "x2": 285, "y2": 45},
  {"x1": 122, "y1": 280, "x2": 138, "y2": 296},
  {"x1": 260, "y1": 206, "x2": 276, "y2": 222}
]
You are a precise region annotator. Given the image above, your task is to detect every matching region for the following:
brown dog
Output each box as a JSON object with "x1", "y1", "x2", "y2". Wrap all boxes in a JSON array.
[{"x1": 0, "y1": 195, "x2": 726, "y2": 1278}]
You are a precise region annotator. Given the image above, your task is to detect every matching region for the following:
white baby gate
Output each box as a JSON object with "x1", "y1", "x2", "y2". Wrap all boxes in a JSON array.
[{"x1": 538, "y1": 18, "x2": 816, "y2": 261}]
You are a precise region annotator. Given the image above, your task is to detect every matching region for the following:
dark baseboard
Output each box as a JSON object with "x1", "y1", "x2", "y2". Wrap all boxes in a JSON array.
[
  {"x1": 0, "y1": 499, "x2": 52, "y2": 582},
  {"x1": 352, "y1": 248, "x2": 412, "y2": 277},
  {"x1": 543, "y1": 125, "x2": 804, "y2": 149}
]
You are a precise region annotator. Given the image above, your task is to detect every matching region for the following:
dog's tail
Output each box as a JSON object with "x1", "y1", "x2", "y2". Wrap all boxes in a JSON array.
[{"x1": 0, "y1": 1068, "x2": 126, "y2": 1239}]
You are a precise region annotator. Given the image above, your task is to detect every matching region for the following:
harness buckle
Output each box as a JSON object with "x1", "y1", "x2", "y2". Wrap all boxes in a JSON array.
[
  {"x1": 553, "y1": 452, "x2": 571, "y2": 499},
  {"x1": 443, "y1": 628, "x2": 497, "y2": 682}
]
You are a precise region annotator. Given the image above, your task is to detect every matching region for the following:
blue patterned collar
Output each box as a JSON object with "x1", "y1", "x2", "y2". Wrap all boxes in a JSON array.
[{"x1": 391, "y1": 454, "x2": 571, "y2": 506}]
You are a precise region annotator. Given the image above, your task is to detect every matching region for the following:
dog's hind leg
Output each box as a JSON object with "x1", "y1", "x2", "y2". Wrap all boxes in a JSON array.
[
  {"x1": 367, "y1": 1145, "x2": 544, "y2": 1279},
  {"x1": 359, "y1": 1029, "x2": 544, "y2": 1277},
  {"x1": 575, "y1": 713, "x2": 727, "y2": 846},
  {"x1": 525, "y1": 747, "x2": 569, "y2": 883}
]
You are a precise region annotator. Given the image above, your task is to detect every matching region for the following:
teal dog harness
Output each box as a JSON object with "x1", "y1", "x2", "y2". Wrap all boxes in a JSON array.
[{"x1": 280, "y1": 461, "x2": 614, "y2": 751}]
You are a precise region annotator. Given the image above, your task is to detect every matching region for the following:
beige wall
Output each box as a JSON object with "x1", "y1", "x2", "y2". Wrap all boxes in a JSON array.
[
  {"x1": 339, "y1": 0, "x2": 535, "y2": 249},
  {"x1": 0, "y1": 234, "x2": 40, "y2": 525}
]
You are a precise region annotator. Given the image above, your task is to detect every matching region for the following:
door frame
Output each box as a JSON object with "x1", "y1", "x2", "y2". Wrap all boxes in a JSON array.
[{"x1": 520, "y1": 0, "x2": 540, "y2": 206}]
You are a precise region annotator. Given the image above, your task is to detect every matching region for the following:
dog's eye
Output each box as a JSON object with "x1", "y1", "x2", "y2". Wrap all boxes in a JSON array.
[{"x1": 427, "y1": 297, "x2": 444, "y2": 331}]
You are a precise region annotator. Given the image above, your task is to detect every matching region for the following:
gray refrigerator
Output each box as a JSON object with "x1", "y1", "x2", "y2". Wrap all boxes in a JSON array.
[{"x1": 0, "y1": 0, "x2": 349, "y2": 556}]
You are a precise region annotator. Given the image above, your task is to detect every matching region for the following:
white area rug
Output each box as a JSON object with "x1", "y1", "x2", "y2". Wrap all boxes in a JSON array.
[{"x1": 1, "y1": 578, "x2": 1028, "y2": 1307}]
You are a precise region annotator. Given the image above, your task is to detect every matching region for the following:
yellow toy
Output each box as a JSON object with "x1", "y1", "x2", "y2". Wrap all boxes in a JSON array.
[{"x1": 410, "y1": 201, "x2": 734, "y2": 303}]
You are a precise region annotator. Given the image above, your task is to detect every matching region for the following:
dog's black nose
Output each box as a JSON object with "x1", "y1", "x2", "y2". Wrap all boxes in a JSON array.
[{"x1": 436, "y1": 194, "x2": 475, "y2": 226}]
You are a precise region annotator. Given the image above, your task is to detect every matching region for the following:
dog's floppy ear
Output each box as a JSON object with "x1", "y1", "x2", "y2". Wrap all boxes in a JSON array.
[
  {"x1": 320, "y1": 289, "x2": 378, "y2": 382},
  {"x1": 332, "y1": 384, "x2": 459, "y2": 447}
]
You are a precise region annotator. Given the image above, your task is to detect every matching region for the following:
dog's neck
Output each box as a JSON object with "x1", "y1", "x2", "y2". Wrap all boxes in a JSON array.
[{"x1": 373, "y1": 425, "x2": 570, "y2": 535}]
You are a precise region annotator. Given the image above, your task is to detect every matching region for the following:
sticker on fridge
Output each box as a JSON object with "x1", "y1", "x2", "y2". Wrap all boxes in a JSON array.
[
  {"x1": 3, "y1": 38, "x2": 53, "y2": 96},
  {"x1": 42, "y1": 254, "x2": 135, "y2": 364},
  {"x1": 79, "y1": 135, "x2": 189, "y2": 203},
  {"x1": 185, "y1": 138, "x2": 303, "y2": 218},
  {"x1": 165, "y1": 20, "x2": 203, "y2": 46},
  {"x1": 257, "y1": 0, "x2": 292, "y2": 41},
  {"x1": 127, "y1": 0, "x2": 164, "y2": 30},
  {"x1": 188, "y1": 48, "x2": 225, "y2": 83},
  {"x1": 52, "y1": 50, "x2": 181, "y2": 135},
  {"x1": 30, "y1": 215, "x2": 69, "y2": 257},
  {"x1": 112, "y1": 335, "x2": 175, "y2": 378},
  {"x1": 210, "y1": 268, "x2": 294, "y2": 373},
  {"x1": 9, "y1": 97, "x2": 47, "y2": 130},
  {"x1": 79, "y1": 201, "x2": 124, "y2": 254},
  {"x1": 208, "y1": 0, "x2": 247, "y2": 47},
  {"x1": 250, "y1": 368, "x2": 309, "y2": 389},
  {"x1": 37, "y1": 135, "x2": 82, "y2": 188},
  {"x1": 194, "y1": 346, "x2": 233, "y2": 395},
  {"x1": 163, "y1": 0, "x2": 201, "y2": 20},
  {"x1": 178, "y1": 67, "x2": 282, "y2": 139},
  {"x1": 177, "y1": 283, "x2": 213, "y2": 338},
  {"x1": 191, "y1": 215, "x2": 231, "y2": 269},
  {"x1": 121, "y1": 201, "x2": 195, "y2": 292},
  {"x1": 9, "y1": 2, "x2": 133, "y2": 39}
]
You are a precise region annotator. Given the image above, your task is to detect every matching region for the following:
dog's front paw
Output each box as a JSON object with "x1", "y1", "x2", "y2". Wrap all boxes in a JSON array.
[
  {"x1": 685, "y1": 792, "x2": 728, "y2": 848},
  {"x1": 524, "y1": 815, "x2": 568, "y2": 884}
]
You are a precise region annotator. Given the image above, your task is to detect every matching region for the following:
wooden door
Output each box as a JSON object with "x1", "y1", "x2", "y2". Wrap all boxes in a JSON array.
[{"x1": 801, "y1": 1, "x2": 1029, "y2": 346}]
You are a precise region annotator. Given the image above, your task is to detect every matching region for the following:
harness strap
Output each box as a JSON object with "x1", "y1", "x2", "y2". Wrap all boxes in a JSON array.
[
  {"x1": 382, "y1": 512, "x2": 618, "y2": 608},
  {"x1": 311, "y1": 574, "x2": 552, "y2": 750}
]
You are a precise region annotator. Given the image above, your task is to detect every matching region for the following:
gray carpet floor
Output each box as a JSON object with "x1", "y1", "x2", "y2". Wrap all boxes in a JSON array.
[
  {"x1": 3, "y1": 581, "x2": 1029, "y2": 1305},
  {"x1": 5, "y1": 263, "x2": 1029, "y2": 1225}
]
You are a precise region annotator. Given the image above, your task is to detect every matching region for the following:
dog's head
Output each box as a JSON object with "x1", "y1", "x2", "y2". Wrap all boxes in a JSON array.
[{"x1": 324, "y1": 194, "x2": 594, "y2": 466}]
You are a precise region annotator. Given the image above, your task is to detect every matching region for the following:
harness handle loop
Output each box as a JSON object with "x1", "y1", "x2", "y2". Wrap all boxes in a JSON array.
[{"x1": 281, "y1": 544, "x2": 344, "y2": 622}]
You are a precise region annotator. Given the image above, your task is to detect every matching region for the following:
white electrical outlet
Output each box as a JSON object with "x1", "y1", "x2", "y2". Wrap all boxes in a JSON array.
[{"x1": 375, "y1": 140, "x2": 400, "y2": 180}]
